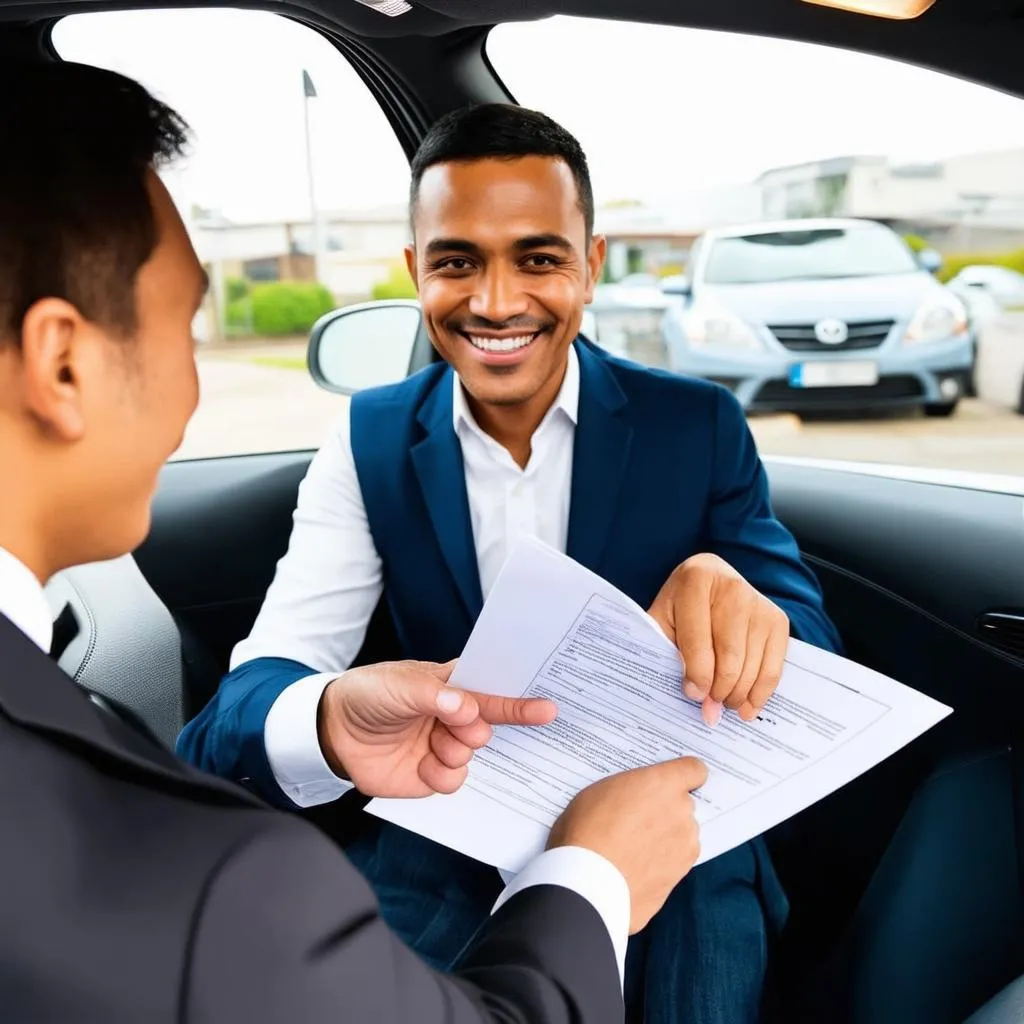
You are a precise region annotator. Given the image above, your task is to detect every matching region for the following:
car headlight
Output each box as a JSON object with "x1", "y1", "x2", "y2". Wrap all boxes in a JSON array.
[
  {"x1": 904, "y1": 296, "x2": 968, "y2": 344},
  {"x1": 682, "y1": 310, "x2": 764, "y2": 351}
]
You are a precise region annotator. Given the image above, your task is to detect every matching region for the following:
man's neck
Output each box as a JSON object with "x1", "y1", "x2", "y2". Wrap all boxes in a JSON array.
[
  {"x1": 467, "y1": 357, "x2": 568, "y2": 470},
  {"x1": 0, "y1": 529, "x2": 50, "y2": 586}
]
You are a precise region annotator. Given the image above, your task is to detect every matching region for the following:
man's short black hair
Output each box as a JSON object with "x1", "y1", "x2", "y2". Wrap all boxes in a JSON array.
[
  {"x1": 409, "y1": 104, "x2": 594, "y2": 240},
  {"x1": 0, "y1": 61, "x2": 189, "y2": 347}
]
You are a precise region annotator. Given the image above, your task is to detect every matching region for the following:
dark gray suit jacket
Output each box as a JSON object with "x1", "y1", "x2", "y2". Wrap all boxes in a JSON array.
[{"x1": 0, "y1": 614, "x2": 623, "y2": 1023}]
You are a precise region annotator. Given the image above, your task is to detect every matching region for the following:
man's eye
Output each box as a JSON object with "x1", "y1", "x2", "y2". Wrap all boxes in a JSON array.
[
  {"x1": 439, "y1": 258, "x2": 473, "y2": 271},
  {"x1": 524, "y1": 254, "x2": 558, "y2": 268}
]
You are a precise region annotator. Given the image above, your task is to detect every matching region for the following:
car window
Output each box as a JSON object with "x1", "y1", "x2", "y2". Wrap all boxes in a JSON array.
[
  {"x1": 489, "y1": 17, "x2": 1024, "y2": 479},
  {"x1": 53, "y1": 9, "x2": 411, "y2": 461},
  {"x1": 702, "y1": 226, "x2": 919, "y2": 285}
]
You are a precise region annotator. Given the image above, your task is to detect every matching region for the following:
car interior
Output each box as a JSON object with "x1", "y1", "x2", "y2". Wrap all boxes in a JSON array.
[{"x1": 5, "y1": 1, "x2": 1024, "y2": 1021}]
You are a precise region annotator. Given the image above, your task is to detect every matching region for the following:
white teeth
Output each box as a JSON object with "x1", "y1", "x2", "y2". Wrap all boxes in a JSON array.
[{"x1": 467, "y1": 334, "x2": 536, "y2": 353}]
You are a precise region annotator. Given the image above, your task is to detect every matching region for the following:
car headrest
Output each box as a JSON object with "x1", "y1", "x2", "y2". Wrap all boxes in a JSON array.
[{"x1": 43, "y1": 555, "x2": 185, "y2": 751}]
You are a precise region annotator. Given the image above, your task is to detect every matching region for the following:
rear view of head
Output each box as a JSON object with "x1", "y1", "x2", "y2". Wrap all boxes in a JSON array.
[
  {"x1": 0, "y1": 61, "x2": 203, "y2": 581},
  {"x1": 406, "y1": 104, "x2": 605, "y2": 427}
]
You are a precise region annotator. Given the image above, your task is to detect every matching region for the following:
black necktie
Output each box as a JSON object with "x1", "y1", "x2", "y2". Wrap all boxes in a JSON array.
[{"x1": 48, "y1": 602, "x2": 80, "y2": 662}]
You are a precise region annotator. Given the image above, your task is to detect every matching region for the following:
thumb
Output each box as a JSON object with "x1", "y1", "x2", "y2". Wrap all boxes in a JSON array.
[
  {"x1": 668, "y1": 754, "x2": 709, "y2": 790},
  {"x1": 395, "y1": 669, "x2": 481, "y2": 728}
]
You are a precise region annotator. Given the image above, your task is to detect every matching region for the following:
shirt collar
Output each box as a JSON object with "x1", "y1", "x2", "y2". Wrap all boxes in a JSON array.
[
  {"x1": 452, "y1": 343, "x2": 581, "y2": 438},
  {"x1": 0, "y1": 547, "x2": 52, "y2": 653}
]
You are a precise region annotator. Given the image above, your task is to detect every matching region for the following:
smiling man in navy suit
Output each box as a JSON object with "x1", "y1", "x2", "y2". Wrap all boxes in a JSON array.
[{"x1": 179, "y1": 104, "x2": 841, "y2": 1024}]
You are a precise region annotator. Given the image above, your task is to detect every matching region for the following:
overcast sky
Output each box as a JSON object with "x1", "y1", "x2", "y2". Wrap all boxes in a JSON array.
[{"x1": 52, "y1": 8, "x2": 1024, "y2": 223}]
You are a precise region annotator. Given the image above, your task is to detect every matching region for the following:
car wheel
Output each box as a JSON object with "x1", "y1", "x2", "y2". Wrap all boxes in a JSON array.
[{"x1": 924, "y1": 400, "x2": 959, "y2": 418}]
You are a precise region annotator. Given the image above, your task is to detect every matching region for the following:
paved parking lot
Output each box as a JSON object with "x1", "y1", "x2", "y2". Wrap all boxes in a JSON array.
[{"x1": 175, "y1": 339, "x2": 1024, "y2": 477}]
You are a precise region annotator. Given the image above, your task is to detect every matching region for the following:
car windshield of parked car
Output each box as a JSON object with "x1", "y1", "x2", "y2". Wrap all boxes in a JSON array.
[{"x1": 702, "y1": 227, "x2": 920, "y2": 285}]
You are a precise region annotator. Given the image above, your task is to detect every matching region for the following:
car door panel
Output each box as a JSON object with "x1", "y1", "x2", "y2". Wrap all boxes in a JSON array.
[
  {"x1": 141, "y1": 452, "x2": 1024, "y2": 688},
  {"x1": 135, "y1": 451, "x2": 402, "y2": 714}
]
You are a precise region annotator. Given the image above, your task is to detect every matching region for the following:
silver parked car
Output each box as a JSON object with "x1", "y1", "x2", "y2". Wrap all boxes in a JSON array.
[{"x1": 662, "y1": 218, "x2": 975, "y2": 417}]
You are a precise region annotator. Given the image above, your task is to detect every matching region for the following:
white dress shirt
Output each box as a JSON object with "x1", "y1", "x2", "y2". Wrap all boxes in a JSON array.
[
  {"x1": 0, "y1": 546, "x2": 52, "y2": 654},
  {"x1": 234, "y1": 348, "x2": 631, "y2": 984}
]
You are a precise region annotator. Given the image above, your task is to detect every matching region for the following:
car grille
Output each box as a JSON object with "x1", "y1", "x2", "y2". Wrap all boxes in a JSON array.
[
  {"x1": 768, "y1": 319, "x2": 894, "y2": 352},
  {"x1": 754, "y1": 375, "x2": 923, "y2": 407}
]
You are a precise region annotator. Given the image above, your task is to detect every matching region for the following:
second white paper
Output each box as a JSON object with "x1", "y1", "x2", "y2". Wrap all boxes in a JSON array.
[{"x1": 367, "y1": 538, "x2": 951, "y2": 874}]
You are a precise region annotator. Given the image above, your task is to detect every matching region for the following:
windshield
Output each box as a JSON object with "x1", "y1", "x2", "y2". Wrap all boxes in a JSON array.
[{"x1": 702, "y1": 226, "x2": 919, "y2": 285}]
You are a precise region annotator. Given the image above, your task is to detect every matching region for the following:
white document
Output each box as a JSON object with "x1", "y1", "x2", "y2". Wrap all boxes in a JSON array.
[{"x1": 367, "y1": 537, "x2": 952, "y2": 874}]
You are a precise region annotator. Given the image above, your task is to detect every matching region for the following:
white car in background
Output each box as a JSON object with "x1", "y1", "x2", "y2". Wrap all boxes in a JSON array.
[{"x1": 947, "y1": 265, "x2": 1024, "y2": 310}]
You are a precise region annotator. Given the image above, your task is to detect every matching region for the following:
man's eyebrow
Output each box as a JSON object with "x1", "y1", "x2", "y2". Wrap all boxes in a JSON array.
[
  {"x1": 423, "y1": 238, "x2": 482, "y2": 257},
  {"x1": 423, "y1": 235, "x2": 575, "y2": 257},
  {"x1": 513, "y1": 234, "x2": 574, "y2": 252}
]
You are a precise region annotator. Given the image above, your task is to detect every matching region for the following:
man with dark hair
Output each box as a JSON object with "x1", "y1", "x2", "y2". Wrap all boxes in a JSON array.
[
  {"x1": 409, "y1": 104, "x2": 596, "y2": 235},
  {"x1": 181, "y1": 103, "x2": 842, "y2": 1024},
  {"x1": 0, "y1": 63, "x2": 712, "y2": 1022}
]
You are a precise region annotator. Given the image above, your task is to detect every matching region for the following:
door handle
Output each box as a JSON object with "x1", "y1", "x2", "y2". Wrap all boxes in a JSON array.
[{"x1": 977, "y1": 611, "x2": 1024, "y2": 659}]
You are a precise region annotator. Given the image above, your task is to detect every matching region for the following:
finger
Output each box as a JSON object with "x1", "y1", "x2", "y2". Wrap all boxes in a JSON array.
[
  {"x1": 739, "y1": 619, "x2": 789, "y2": 721},
  {"x1": 397, "y1": 676, "x2": 483, "y2": 729},
  {"x1": 472, "y1": 692, "x2": 558, "y2": 727},
  {"x1": 429, "y1": 723, "x2": 475, "y2": 770},
  {"x1": 723, "y1": 614, "x2": 771, "y2": 712},
  {"x1": 707, "y1": 584, "x2": 754, "y2": 705},
  {"x1": 669, "y1": 755, "x2": 709, "y2": 791},
  {"x1": 445, "y1": 716, "x2": 493, "y2": 751},
  {"x1": 672, "y1": 580, "x2": 716, "y2": 699},
  {"x1": 418, "y1": 753, "x2": 469, "y2": 795},
  {"x1": 701, "y1": 696, "x2": 724, "y2": 728}
]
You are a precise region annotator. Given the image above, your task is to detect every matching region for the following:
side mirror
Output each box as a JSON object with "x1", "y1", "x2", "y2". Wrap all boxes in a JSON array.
[
  {"x1": 308, "y1": 299, "x2": 424, "y2": 395},
  {"x1": 917, "y1": 249, "x2": 943, "y2": 274}
]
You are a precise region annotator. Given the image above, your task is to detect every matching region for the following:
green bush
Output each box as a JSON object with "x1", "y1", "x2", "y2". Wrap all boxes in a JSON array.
[
  {"x1": 225, "y1": 296, "x2": 252, "y2": 332},
  {"x1": 246, "y1": 281, "x2": 336, "y2": 336},
  {"x1": 225, "y1": 276, "x2": 250, "y2": 303},
  {"x1": 935, "y1": 249, "x2": 1024, "y2": 283},
  {"x1": 372, "y1": 263, "x2": 418, "y2": 300}
]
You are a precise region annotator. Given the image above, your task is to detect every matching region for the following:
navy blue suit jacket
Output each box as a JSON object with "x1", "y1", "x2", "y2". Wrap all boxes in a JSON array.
[{"x1": 178, "y1": 341, "x2": 841, "y2": 807}]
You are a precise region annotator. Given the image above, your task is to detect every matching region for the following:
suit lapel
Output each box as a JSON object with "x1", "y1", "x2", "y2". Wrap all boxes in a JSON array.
[
  {"x1": 0, "y1": 613, "x2": 262, "y2": 808},
  {"x1": 410, "y1": 367, "x2": 485, "y2": 622},
  {"x1": 567, "y1": 342, "x2": 633, "y2": 573}
]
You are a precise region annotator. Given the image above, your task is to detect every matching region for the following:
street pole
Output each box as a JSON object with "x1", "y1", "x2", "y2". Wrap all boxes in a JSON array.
[{"x1": 302, "y1": 70, "x2": 324, "y2": 286}]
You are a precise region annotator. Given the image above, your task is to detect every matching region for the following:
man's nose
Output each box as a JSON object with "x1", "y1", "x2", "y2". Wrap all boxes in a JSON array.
[{"x1": 468, "y1": 265, "x2": 529, "y2": 324}]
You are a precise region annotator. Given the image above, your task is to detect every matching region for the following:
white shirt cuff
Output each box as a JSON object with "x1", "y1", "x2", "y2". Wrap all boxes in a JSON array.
[
  {"x1": 491, "y1": 846, "x2": 630, "y2": 989},
  {"x1": 264, "y1": 672, "x2": 355, "y2": 807}
]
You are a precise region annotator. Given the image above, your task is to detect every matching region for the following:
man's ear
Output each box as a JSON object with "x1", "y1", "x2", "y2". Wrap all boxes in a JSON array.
[
  {"x1": 404, "y1": 244, "x2": 420, "y2": 293},
  {"x1": 583, "y1": 234, "x2": 608, "y2": 304},
  {"x1": 18, "y1": 297, "x2": 90, "y2": 442}
]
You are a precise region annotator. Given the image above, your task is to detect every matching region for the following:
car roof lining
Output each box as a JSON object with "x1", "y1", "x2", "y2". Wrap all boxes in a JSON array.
[
  {"x1": 2, "y1": 0, "x2": 1024, "y2": 139},
  {"x1": 2, "y1": 0, "x2": 1024, "y2": 98}
]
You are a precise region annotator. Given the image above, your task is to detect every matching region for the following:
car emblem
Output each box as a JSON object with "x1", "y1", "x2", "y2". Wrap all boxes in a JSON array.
[{"x1": 814, "y1": 318, "x2": 849, "y2": 345}]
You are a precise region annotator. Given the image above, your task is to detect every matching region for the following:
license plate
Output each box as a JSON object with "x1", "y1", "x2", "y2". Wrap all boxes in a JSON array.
[{"x1": 789, "y1": 361, "x2": 879, "y2": 388}]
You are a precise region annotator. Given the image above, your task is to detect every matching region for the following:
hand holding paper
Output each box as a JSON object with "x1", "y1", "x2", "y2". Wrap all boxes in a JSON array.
[
  {"x1": 318, "y1": 658, "x2": 557, "y2": 798},
  {"x1": 548, "y1": 755, "x2": 708, "y2": 934},
  {"x1": 368, "y1": 538, "x2": 952, "y2": 874},
  {"x1": 647, "y1": 551, "x2": 792, "y2": 726}
]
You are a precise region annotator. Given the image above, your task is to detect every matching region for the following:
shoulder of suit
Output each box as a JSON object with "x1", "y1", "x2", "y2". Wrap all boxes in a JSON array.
[{"x1": 596, "y1": 347, "x2": 734, "y2": 419}]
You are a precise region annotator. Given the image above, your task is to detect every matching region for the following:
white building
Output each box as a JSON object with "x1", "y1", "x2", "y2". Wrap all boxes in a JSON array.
[{"x1": 757, "y1": 149, "x2": 1024, "y2": 249}]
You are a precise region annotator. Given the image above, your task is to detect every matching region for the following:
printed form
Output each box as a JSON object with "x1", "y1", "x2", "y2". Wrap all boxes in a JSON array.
[{"x1": 367, "y1": 538, "x2": 951, "y2": 873}]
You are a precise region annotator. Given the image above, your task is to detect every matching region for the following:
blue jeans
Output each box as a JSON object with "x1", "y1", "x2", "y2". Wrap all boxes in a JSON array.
[{"x1": 347, "y1": 820, "x2": 788, "y2": 1024}]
